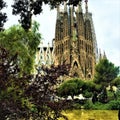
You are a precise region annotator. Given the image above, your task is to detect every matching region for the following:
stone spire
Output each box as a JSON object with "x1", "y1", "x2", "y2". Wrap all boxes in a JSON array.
[
  {"x1": 99, "y1": 49, "x2": 102, "y2": 60},
  {"x1": 69, "y1": 5, "x2": 74, "y2": 36},
  {"x1": 103, "y1": 51, "x2": 107, "y2": 59},
  {"x1": 64, "y1": 1, "x2": 67, "y2": 13},
  {"x1": 85, "y1": 0, "x2": 88, "y2": 19},
  {"x1": 70, "y1": 5, "x2": 74, "y2": 27},
  {"x1": 77, "y1": 1, "x2": 82, "y2": 13},
  {"x1": 57, "y1": 5, "x2": 60, "y2": 19}
]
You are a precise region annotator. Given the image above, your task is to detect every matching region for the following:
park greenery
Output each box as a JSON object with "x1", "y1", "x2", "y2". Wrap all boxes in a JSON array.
[
  {"x1": 0, "y1": 44, "x2": 70, "y2": 119},
  {"x1": 57, "y1": 58, "x2": 120, "y2": 110},
  {"x1": 0, "y1": 0, "x2": 120, "y2": 119}
]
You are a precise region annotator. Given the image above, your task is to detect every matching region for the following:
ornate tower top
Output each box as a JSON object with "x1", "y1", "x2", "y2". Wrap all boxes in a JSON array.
[
  {"x1": 103, "y1": 51, "x2": 107, "y2": 59},
  {"x1": 85, "y1": 0, "x2": 88, "y2": 12},
  {"x1": 85, "y1": 0, "x2": 88, "y2": 19},
  {"x1": 57, "y1": 5, "x2": 60, "y2": 19},
  {"x1": 64, "y1": 1, "x2": 67, "y2": 13},
  {"x1": 77, "y1": 1, "x2": 82, "y2": 13}
]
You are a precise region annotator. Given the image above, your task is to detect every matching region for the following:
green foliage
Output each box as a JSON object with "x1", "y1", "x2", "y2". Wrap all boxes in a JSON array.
[
  {"x1": 0, "y1": 47, "x2": 33, "y2": 119},
  {"x1": 92, "y1": 102, "x2": 109, "y2": 110},
  {"x1": 84, "y1": 100, "x2": 120, "y2": 110},
  {"x1": 116, "y1": 87, "x2": 120, "y2": 100},
  {"x1": 108, "y1": 100, "x2": 120, "y2": 110},
  {"x1": 83, "y1": 90, "x2": 92, "y2": 98},
  {"x1": 112, "y1": 76, "x2": 120, "y2": 87},
  {"x1": 82, "y1": 81, "x2": 96, "y2": 99},
  {"x1": 57, "y1": 79, "x2": 100, "y2": 100},
  {"x1": 0, "y1": 24, "x2": 41, "y2": 74},
  {"x1": 72, "y1": 103, "x2": 82, "y2": 109},
  {"x1": 94, "y1": 84, "x2": 102, "y2": 92},
  {"x1": 83, "y1": 81, "x2": 95, "y2": 91},
  {"x1": 12, "y1": 0, "x2": 81, "y2": 30},
  {"x1": 57, "y1": 78, "x2": 84, "y2": 99},
  {"x1": 93, "y1": 58, "x2": 119, "y2": 104},
  {"x1": 57, "y1": 81, "x2": 78, "y2": 99},
  {"x1": 94, "y1": 58, "x2": 119, "y2": 86},
  {"x1": 98, "y1": 87, "x2": 108, "y2": 103},
  {"x1": 84, "y1": 100, "x2": 93, "y2": 109},
  {"x1": 107, "y1": 90, "x2": 119, "y2": 101}
]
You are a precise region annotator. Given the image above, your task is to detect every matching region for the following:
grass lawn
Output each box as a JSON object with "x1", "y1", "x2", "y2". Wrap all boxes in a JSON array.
[{"x1": 59, "y1": 110, "x2": 118, "y2": 120}]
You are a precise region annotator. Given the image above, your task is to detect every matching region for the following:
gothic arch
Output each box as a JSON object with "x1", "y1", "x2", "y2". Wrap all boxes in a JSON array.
[
  {"x1": 73, "y1": 61, "x2": 78, "y2": 68},
  {"x1": 74, "y1": 72, "x2": 79, "y2": 77}
]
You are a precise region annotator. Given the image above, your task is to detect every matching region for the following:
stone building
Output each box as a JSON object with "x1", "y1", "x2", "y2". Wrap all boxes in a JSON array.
[
  {"x1": 53, "y1": 1, "x2": 98, "y2": 79},
  {"x1": 35, "y1": 43, "x2": 54, "y2": 67}
]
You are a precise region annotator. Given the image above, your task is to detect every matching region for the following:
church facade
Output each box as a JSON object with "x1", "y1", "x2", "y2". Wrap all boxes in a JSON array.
[{"x1": 53, "y1": 1, "x2": 98, "y2": 79}]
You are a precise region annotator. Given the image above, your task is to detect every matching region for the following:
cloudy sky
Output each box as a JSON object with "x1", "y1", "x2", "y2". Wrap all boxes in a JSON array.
[{"x1": 3, "y1": 0, "x2": 120, "y2": 67}]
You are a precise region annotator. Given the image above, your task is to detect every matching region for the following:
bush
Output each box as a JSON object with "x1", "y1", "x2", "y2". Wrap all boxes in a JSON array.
[
  {"x1": 84, "y1": 100, "x2": 120, "y2": 110},
  {"x1": 72, "y1": 103, "x2": 82, "y2": 109},
  {"x1": 84, "y1": 100, "x2": 93, "y2": 109},
  {"x1": 83, "y1": 90, "x2": 92, "y2": 98},
  {"x1": 108, "y1": 100, "x2": 120, "y2": 110},
  {"x1": 92, "y1": 102, "x2": 109, "y2": 110},
  {"x1": 116, "y1": 87, "x2": 120, "y2": 100},
  {"x1": 107, "y1": 91, "x2": 115, "y2": 101}
]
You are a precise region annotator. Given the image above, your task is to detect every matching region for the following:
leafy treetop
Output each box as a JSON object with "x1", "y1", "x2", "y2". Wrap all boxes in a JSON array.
[
  {"x1": 12, "y1": 0, "x2": 82, "y2": 30},
  {"x1": 0, "y1": 23, "x2": 41, "y2": 74},
  {"x1": 0, "y1": 0, "x2": 7, "y2": 31},
  {"x1": 94, "y1": 58, "x2": 119, "y2": 87}
]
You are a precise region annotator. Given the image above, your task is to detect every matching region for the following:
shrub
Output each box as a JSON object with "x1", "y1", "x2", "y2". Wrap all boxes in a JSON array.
[
  {"x1": 92, "y1": 102, "x2": 109, "y2": 110},
  {"x1": 84, "y1": 100, "x2": 93, "y2": 109},
  {"x1": 72, "y1": 103, "x2": 82, "y2": 109},
  {"x1": 83, "y1": 90, "x2": 92, "y2": 98},
  {"x1": 108, "y1": 100, "x2": 120, "y2": 110}
]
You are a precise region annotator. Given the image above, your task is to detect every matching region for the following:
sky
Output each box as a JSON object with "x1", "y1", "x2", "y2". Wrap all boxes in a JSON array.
[{"x1": 2, "y1": 0, "x2": 120, "y2": 67}]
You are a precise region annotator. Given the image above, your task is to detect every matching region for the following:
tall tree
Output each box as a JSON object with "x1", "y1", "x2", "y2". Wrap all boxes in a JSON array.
[
  {"x1": 94, "y1": 58, "x2": 119, "y2": 87},
  {"x1": 12, "y1": 0, "x2": 82, "y2": 30},
  {"x1": 94, "y1": 58, "x2": 119, "y2": 103},
  {"x1": 0, "y1": 47, "x2": 33, "y2": 120},
  {"x1": 0, "y1": 0, "x2": 7, "y2": 31},
  {"x1": 0, "y1": 24, "x2": 41, "y2": 74}
]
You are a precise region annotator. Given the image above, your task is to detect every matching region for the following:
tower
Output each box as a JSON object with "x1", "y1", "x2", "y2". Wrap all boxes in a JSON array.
[{"x1": 53, "y1": 0, "x2": 98, "y2": 79}]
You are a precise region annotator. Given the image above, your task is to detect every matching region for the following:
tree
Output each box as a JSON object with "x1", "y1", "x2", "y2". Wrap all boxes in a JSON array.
[
  {"x1": 0, "y1": 23, "x2": 41, "y2": 74},
  {"x1": 94, "y1": 58, "x2": 119, "y2": 87},
  {"x1": 12, "y1": 0, "x2": 82, "y2": 30},
  {"x1": 82, "y1": 81, "x2": 96, "y2": 99},
  {"x1": 0, "y1": 0, "x2": 7, "y2": 31},
  {"x1": 57, "y1": 78, "x2": 84, "y2": 99},
  {"x1": 112, "y1": 76, "x2": 120, "y2": 87},
  {"x1": 0, "y1": 47, "x2": 33, "y2": 120},
  {"x1": 94, "y1": 58, "x2": 119, "y2": 103}
]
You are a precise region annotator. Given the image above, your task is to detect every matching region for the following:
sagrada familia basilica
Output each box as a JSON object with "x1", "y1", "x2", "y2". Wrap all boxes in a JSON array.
[{"x1": 35, "y1": 1, "x2": 105, "y2": 80}]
